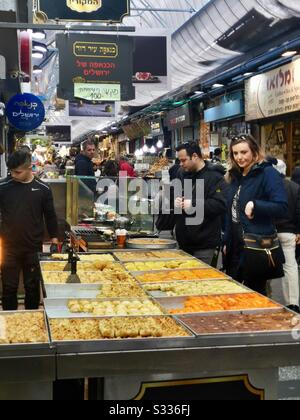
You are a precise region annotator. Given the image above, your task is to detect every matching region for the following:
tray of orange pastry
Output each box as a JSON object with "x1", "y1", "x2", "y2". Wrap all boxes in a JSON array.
[
  {"x1": 134, "y1": 268, "x2": 230, "y2": 283},
  {"x1": 155, "y1": 293, "x2": 281, "y2": 315}
]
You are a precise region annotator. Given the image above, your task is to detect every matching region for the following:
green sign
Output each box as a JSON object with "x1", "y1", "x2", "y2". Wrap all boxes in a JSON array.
[{"x1": 74, "y1": 83, "x2": 121, "y2": 101}]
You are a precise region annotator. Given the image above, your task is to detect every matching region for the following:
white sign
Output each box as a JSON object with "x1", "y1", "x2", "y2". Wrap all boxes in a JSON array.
[
  {"x1": 245, "y1": 58, "x2": 300, "y2": 121},
  {"x1": 74, "y1": 83, "x2": 121, "y2": 101},
  {"x1": 0, "y1": 55, "x2": 5, "y2": 80}
]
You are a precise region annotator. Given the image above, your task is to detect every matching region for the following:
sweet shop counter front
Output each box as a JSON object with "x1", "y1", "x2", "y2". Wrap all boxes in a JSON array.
[{"x1": 1, "y1": 249, "x2": 300, "y2": 400}]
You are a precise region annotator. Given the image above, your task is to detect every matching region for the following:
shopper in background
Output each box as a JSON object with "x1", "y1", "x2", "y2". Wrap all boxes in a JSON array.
[
  {"x1": 174, "y1": 142, "x2": 227, "y2": 265},
  {"x1": 273, "y1": 159, "x2": 300, "y2": 313},
  {"x1": 102, "y1": 160, "x2": 119, "y2": 178},
  {"x1": 119, "y1": 156, "x2": 137, "y2": 178},
  {"x1": 224, "y1": 135, "x2": 288, "y2": 295},
  {"x1": 169, "y1": 158, "x2": 181, "y2": 181},
  {"x1": 292, "y1": 167, "x2": 300, "y2": 186},
  {"x1": 75, "y1": 140, "x2": 97, "y2": 193},
  {"x1": 211, "y1": 148, "x2": 222, "y2": 164},
  {"x1": 0, "y1": 150, "x2": 58, "y2": 310}
]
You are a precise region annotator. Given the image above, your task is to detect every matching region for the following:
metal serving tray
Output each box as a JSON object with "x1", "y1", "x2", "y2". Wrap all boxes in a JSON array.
[
  {"x1": 44, "y1": 297, "x2": 166, "y2": 319},
  {"x1": 175, "y1": 308, "x2": 300, "y2": 347},
  {"x1": 0, "y1": 310, "x2": 53, "y2": 357},
  {"x1": 126, "y1": 238, "x2": 177, "y2": 250},
  {"x1": 113, "y1": 250, "x2": 197, "y2": 263},
  {"x1": 48, "y1": 315, "x2": 195, "y2": 355},
  {"x1": 44, "y1": 284, "x2": 102, "y2": 299},
  {"x1": 155, "y1": 294, "x2": 281, "y2": 316},
  {"x1": 39, "y1": 252, "x2": 118, "y2": 262},
  {"x1": 132, "y1": 268, "x2": 231, "y2": 282},
  {"x1": 144, "y1": 279, "x2": 250, "y2": 298}
]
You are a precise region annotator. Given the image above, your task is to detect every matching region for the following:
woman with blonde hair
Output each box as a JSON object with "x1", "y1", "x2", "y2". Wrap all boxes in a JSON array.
[{"x1": 224, "y1": 135, "x2": 288, "y2": 295}]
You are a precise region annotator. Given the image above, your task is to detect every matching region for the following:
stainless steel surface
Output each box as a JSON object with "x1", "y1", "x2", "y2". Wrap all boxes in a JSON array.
[{"x1": 44, "y1": 284, "x2": 102, "y2": 299}]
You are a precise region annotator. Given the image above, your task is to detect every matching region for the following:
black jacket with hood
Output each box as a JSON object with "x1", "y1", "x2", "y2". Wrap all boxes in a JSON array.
[
  {"x1": 175, "y1": 162, "x2": 227, "y2": 251},
  {"x1": 276, "y1": 178, "x2": 300, "y2": 234},
  {"x1": 75, "y1": 154, "x2": 96, "y2": 193}
]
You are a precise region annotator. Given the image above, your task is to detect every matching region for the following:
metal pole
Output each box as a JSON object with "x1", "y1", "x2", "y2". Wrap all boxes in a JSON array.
[
  {"x1": 27, "y1": 0, "x2": 33, "y2": 24},
  {"x1": 0, "y1": 22, "x2": 136, "y2": 32},
  {"x1": 132, "y1": 8, "x2": 195, "y2": 13}
]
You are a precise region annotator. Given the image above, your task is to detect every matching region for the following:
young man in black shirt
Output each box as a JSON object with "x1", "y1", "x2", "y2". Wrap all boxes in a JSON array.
[{"x1": 0, "y1": 150, "x2": 59, "y2": 310}]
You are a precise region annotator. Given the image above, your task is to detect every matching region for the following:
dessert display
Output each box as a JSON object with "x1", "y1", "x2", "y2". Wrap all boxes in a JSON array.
[
  {"x1": 42, "y1": 270, "x2": 137, "y2": 284},
  {"x1": 97, "y1": 284, "x2": 147, "y2": 298},
  {"x1": 0, "y1": 312, "x2": 48, "y2": 344},
  {"x1": 67, "y1": 299, "x2": 164, "y2": 316},
  {"x1": 136, "y1": 268, "x2": 229, "y2": 283},
  {"x1": 51, "y1": 254, "x2": 114, "y2": 262},
  {"x1": 41, "y1": 262, "x2": 69, "y2": 271},
  {"x1": 144, "y1": 280, "x2": 248, "y2": 297},
  {"x1": 50, "y1": 316, "x2": 189, "y2": 341},
  {"x1": 114, "y1": 251, "x2": 192, "y2": 261},
  {"x1": 41, "y1": 261, "x2": 124, "y2": 272},
  {"x1": 179, "y1": 310, "x2": 300, "y2": 335},
  {"x1": 128, "y1": 238, "x2": 175, "y2": 245},
  {"x1": 124, "y1": 260, "x2": 204, "y2": 272},
  {"x1": 167, "y1": 293, "x2": 280, "y2": 314}
]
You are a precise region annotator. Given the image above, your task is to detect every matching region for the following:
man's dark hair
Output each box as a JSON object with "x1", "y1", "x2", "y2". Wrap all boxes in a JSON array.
[
  {"x1": 214, "y1": 148, "x2": 221, "y2": 156},
  {"x1": 82, "y1": 140, "x2": 95, "y2": 151},
  {"x1": 7, "y1": 150, "x2": 32, "y2": 170},
  {"x1": 176, "y1": 142, "x2": 202, "y2": 159}
]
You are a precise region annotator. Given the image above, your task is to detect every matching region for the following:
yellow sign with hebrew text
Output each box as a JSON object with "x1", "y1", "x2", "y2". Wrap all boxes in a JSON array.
[{"x1": 67, "y1": 0, "x2": 102, "y2": 13}]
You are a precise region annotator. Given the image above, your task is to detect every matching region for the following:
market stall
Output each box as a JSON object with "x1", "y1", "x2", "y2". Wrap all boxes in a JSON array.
[{"x1": 35, "y1": 250, "x2": 300, "y2": 400}]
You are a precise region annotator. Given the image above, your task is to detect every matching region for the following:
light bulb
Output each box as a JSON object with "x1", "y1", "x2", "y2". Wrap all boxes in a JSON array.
[
  {"x1": 157, "y1": 140, "x2": 163, "y2": 149},
  {"x1": 143, "y1": 144, "x2": 149, "y2": 153}
]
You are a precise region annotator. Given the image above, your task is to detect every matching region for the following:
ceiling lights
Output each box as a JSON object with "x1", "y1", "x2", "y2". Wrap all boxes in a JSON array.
[{"x1": 282, "y1": 51, "x2": 298, "y2": 58}]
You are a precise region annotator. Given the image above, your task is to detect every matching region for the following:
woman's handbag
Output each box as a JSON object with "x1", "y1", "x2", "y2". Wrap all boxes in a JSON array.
[{"x1": 243, "y1": 233, "x2": 285, "y2": 281}]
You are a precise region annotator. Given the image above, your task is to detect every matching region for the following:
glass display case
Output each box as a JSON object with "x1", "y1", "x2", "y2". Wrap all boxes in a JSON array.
[{"x1": 66, "y1": 176, "x2": 156, "y2": 233}]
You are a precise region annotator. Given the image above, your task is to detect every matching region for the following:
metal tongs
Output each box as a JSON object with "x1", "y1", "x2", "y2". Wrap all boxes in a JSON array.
[{"x1": 66, "y1": 245, "x2": 81, "y2": 284}]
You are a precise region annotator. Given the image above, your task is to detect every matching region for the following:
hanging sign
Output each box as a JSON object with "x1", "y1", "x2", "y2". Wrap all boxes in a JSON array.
[
  {"x1": 6, "y1": 93, "x2": 45, "y2": 131},
  {"x1": 56, "y1": 33, "x2": 135, "y2": 101},
  {"x1": 74, "y1": 83, "x2": 121, "y2": 101},
  {"x1": 245, "y1": 58, "x2": 300, "y2": 121},
  {"x1": 39, "y1": 0, "x2": 130, "y2": 23}
]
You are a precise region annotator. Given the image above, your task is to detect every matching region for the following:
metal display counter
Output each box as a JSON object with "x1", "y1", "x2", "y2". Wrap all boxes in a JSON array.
[
  {"x1": 0, "y1": 343, "x2": 56, "y2": 400},
  {"x1": 53, "y1": 336, "x2": 300, "y2": 400},
  {"x1": 2, "y1": 250, "x2": 299, "y2": 400},
  {"x1": 0, "y1": 310, "x2": 56, "y2": 401},
  {"x1": 39, "y1": 249, "x2": 300, "y2": 400}
]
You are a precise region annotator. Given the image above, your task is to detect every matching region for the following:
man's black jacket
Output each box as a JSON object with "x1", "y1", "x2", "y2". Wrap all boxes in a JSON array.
[{"x1": 175, "y1": 162, "x2": 227, "y2": 251}]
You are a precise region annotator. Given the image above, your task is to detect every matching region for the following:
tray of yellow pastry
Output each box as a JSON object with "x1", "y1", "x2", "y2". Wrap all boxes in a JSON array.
[
  {"x1": 126, "y1": 238, "x2": 177, "y2": 249},
  {"x1": 48, "y1": 315, "x2": 194, "y2": 354},
  {"x1": 44, "y1": 283, "x2": 147, "y2": 299},
  {"x1": 123, "y1": 259, "x2": 206, "y2": 273},
  {"x1": 0, "y1": 311, "x2": 51, "y2": 355},
  {"x1": 113, "y1": 250, "x2": 195, "y2": 262},
  {"x1": 44, "y1": 297, "x2": 165, "y2": 318},
  {"x1": 42, "y1": 270, "x2": 138, "y2": 285}
]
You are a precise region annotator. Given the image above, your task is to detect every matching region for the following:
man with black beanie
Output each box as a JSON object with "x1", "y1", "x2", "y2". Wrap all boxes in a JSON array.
[{"x1": 0, "y1": 150, "x2": 58, "y2": 310}]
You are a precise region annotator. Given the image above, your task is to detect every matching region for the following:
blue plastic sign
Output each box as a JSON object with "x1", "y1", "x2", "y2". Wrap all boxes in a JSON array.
[{"x1": 6, "y1": 93, "x2": 45, "y2": 131}]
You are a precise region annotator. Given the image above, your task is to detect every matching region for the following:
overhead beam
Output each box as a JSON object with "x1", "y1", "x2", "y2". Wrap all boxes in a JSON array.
[
  {"x1": 0, "y1": 22, "x2": 136, "y2": 31},
  {"x1": 132, "y1": 8, "x2": 195, "y2": 13}
]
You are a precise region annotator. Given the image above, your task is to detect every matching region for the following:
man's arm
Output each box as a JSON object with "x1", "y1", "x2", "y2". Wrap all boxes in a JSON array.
[{"x1": 43, "y1": 188, "x2": 59, "y2": 243}]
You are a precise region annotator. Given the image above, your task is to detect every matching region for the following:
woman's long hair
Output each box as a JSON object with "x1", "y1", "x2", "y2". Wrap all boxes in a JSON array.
[{"x1": 226, "y1": 134, "x2": 265, "y2": 182}]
